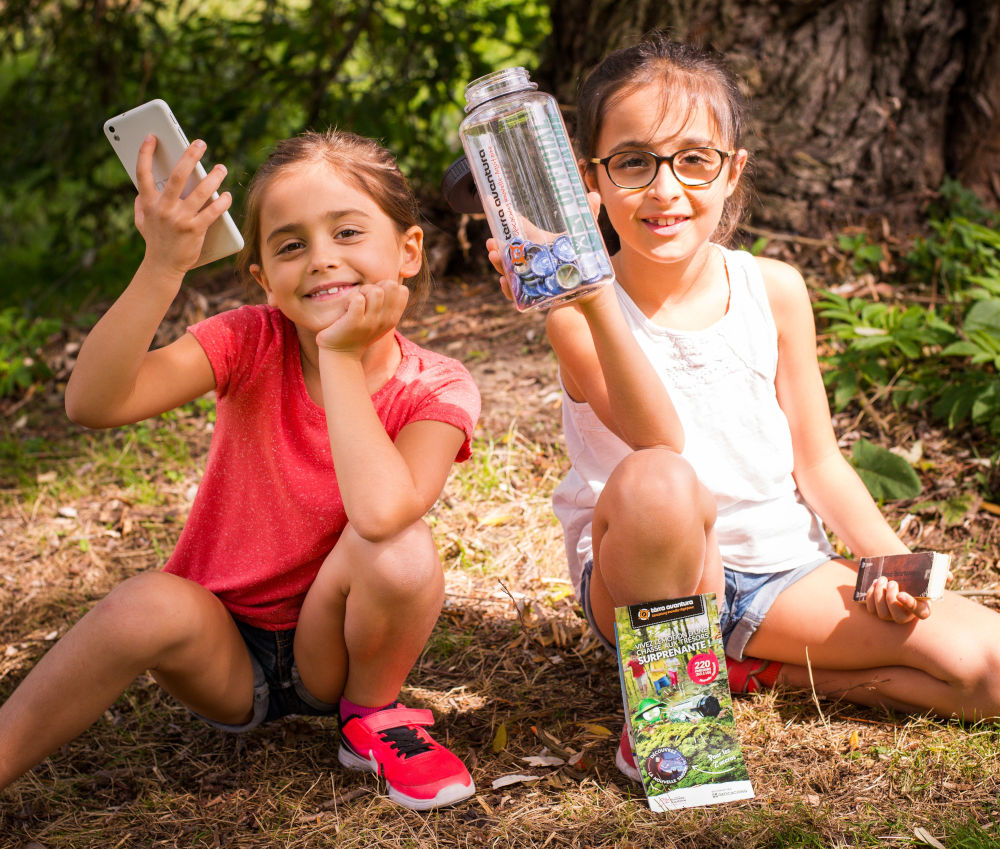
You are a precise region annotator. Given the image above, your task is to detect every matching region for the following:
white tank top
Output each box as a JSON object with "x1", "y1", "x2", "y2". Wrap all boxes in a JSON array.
[{"x1": 553, "y1": 246, "x2": 833, "y2": 593}]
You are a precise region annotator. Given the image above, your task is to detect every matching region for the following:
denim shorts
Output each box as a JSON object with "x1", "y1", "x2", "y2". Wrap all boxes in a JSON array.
[
  {"x1": 192, "y1": 619, "x2": 339, "y2": 734},
  {"x1": 579, "y1": 555, "x2": 834, "y2": 660}
]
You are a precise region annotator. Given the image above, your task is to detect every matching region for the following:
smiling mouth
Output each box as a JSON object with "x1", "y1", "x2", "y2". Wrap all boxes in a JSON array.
[
  {"x1": 306, "y1": 284, "x2": 357, "y2": 298},
  {"x1": 646, "y1": 216, "x2": 687, "y2": 227}
]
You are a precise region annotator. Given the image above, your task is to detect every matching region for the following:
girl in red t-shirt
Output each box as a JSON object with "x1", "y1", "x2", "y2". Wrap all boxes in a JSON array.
[{"x1": 0, "y1": 130, "x2": 480, "y2": 811}]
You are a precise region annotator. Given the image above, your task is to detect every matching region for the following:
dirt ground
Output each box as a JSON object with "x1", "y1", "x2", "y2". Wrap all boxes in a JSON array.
[{"x1": 1, "y1": 256, "x2": 999, "y2": 848}]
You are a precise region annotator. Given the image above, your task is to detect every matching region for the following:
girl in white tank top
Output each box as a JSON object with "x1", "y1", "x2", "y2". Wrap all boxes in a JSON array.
[{"x1": 487, "y1": 34, "x2": 1000, "y2": 773}]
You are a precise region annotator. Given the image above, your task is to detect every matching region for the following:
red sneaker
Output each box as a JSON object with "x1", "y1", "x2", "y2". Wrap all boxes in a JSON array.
[
  {"x1": 725, "y1": 655, "x2": 782, "y2": 694},
  {"x1": 338, "y1": 705, "x2": 475, "y2": 810},
  {"x1": 615, "y1": 725, "x2": 640, "y2": 783}
]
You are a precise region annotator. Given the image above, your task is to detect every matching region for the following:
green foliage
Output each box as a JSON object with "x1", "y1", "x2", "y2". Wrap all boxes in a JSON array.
[
  {"x1": 0, "y1": 307, "x2": 60, "y2": 398},
  {"x1": 818, "y1": 182, "x2": 1000, "y2": 444},
  {"x1": 0, "y1": 0, "x2": 550, "y2": 312},
  {"x1": 905, "y1": 177, "x2": 1000, "y2": 299},
  {"x1": 837, "y1": 231, "x2": 885, "y2": 274},
  {"x1": 816, "y1": 291, "x2": 957, "y2": 411},
  {"x1": 849, "y1": 439, "x2": 922, "y2": 500}
]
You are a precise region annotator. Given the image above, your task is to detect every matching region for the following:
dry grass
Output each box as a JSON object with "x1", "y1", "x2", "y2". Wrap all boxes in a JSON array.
[{"x1": 2, "y1": 273, "x2": 999, "y2": 848}]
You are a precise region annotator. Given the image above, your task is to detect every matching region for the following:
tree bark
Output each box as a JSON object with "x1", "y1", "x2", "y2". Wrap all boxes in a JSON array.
[{"x1": 539, "y1": 0, "x2": 1000, "y2": 237}]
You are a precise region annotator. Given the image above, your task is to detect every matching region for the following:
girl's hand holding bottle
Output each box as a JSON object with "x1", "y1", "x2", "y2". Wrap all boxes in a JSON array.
[
  {"x1": 485, "y1": 191, "x2": 606, "y2": 308},
  {"x1": 134, "y1": 135, "x2": 232, "y2": 279}
]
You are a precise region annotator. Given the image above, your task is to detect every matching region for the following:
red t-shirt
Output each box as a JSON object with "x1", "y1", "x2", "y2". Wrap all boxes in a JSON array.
[
  {"x1": 627, "y1": 658, "x2": 646, "y2": 678},
  {"x1": 163, "y1": 305, "x2": 480, "y2": 629}
]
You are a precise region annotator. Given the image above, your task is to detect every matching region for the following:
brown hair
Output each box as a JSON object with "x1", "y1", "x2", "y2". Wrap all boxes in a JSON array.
[
  {"x1": 236, "y1": 129, "x2": 431, "y2": 308},
  {"x1": 576, "y1": 31, "x2": 751, "y2": 244}
]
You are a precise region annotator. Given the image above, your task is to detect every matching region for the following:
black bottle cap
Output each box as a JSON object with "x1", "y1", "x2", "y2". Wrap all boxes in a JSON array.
[{"x1": 441, "y1": 156, "x2": 483, "y2": 214}]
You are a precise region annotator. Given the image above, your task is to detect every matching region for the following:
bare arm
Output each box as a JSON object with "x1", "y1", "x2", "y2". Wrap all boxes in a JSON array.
[
  {"x1": 546, "y1": 286, "x2": 684, "y2": 451},
  {"x1": 486, "y1": 220, "x2": 683, "y2": 451},
  {"x1": 317, "y1": 281, "x2": 467, "y2": 542},
  {"x1": 65, "y1": 137, "x2": 230, "y2": 427},
  {"x1": 764, "y1": 257, "x2": 907, "y2": 556},
  {"x1": 763, "y1": 257, "x2": 927, "y2": 623}
]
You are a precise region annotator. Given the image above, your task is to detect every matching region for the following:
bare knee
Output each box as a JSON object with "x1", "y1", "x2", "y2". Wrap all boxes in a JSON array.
[
  {"x1": 601, "y1": 448, "x2": 714, "y2": 535},
  {"x1": 983, "y1": 647, "x2": 1000, "y2": 718},
  {"x1": 592, "y1": 449, "x2": 719, "y2": 601},
  {"x1": 952, "y1": 642, "x2": 1000, "y2": 719},
  {"x1": 342, "y1": 521, "x2": 443, "y2": 606},
  {"x1": 92, "y1": 572, "x2": 220, "y2": 663}
]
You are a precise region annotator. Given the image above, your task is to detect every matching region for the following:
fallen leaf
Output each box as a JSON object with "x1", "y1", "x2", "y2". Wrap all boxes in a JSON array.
[
  {"x1": 491, "y1": 773, "x2": 541, "y2": 789},
  {"x1": 578, "y1": 723, "x2": 613, "y2": 737},
  {"x1": 546, "y1": 585, "x2": 574, "y2": 602},
  {"x1": 848, "y1": 730, "x2": 860, "y2": 751},
  {"x1": 521, "y1": 754, "x2": 565, "y2": 767},
  {"x1": 531, "y1": 725, "x2": 574, "y2": 759},
  {"x1": 532, "y1": 726, "x2": 562, "y2": 747},
  {"x1": 913, "y1": 826, "x2": 947, "y2": 849},
  {"x1": 478, "y1": 509, "x2": 516, "y2": 527},
  {"x1": 491, "y1": 722, "x2": 508, "y2": 754}
]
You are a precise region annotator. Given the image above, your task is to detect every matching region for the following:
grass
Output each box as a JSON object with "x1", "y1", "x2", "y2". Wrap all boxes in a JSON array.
[{"x1": 1, "y1": 273, "x2": 999, "y2": 847}]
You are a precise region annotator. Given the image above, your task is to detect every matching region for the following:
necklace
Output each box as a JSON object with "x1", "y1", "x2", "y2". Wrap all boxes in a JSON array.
[{"x1": 722, "y1": 247, "x2": 731, "y2": 314}]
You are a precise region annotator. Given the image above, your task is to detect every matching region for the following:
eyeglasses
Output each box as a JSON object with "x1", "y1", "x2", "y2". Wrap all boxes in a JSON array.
[{"x1": 589, "y1": 148, "x2": 735, "y2": 189}]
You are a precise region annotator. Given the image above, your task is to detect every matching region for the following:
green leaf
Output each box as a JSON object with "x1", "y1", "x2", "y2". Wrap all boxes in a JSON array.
[
  {"x1": 850, "y1": 439, "x2": 922, "y2": 500},
  {"x1": 964, "y1": 298, "x2": 1000, "y2": 336},
  {"x1": 930, "y1": 494, "x2": 976, "y2": 526},
  {"x1": 941, "y1": 340, "x2": 985, "y2": 358},
  {"x1": 933, "y1": 380, "x2": 979, "y2": 428}
]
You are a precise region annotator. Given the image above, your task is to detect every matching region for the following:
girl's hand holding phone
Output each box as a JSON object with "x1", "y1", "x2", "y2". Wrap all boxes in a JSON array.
[
  {"x1": 315, "y1": 280, "x2": 409, "y2": 357},
  {"x1": 864, "y1": 576, "x2": 932, "y2": 624},
  {"x1": 134, "y1": 136, "x2": 233, "y2": 277}
]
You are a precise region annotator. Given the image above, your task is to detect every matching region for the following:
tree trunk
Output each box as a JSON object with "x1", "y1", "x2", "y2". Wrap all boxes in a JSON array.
[{"x1": 539, "y1": 0, "x2": 1000, "y2": 237}]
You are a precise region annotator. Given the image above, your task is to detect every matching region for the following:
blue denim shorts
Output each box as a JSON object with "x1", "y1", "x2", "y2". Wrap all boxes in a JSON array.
[
  {"x1": 579, "y1": 555, "x2": 834, "y2": 660},
  {"x1": 192, "y1": 619, "x2": 338, "y2": 734}
]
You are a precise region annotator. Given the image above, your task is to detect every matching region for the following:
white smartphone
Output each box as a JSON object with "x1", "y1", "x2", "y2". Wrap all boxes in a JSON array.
[{"x1": 103, "y1": 99, "x2": 244, "y2": 267}]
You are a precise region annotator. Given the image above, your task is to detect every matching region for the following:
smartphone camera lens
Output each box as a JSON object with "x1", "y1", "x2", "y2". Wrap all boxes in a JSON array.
[{"x1": 108, "y1": 126, "x2": 115, "y2": 133}]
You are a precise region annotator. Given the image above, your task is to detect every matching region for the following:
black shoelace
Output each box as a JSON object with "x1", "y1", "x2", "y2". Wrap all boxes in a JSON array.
[{"x1": 379, "y1": 725, "x2": 434, "y2": 759}]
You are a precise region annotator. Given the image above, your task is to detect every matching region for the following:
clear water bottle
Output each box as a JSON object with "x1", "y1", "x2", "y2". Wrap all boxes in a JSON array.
[{"x1": 457, "y1": 67, "x2": 614, "y2": 311}]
